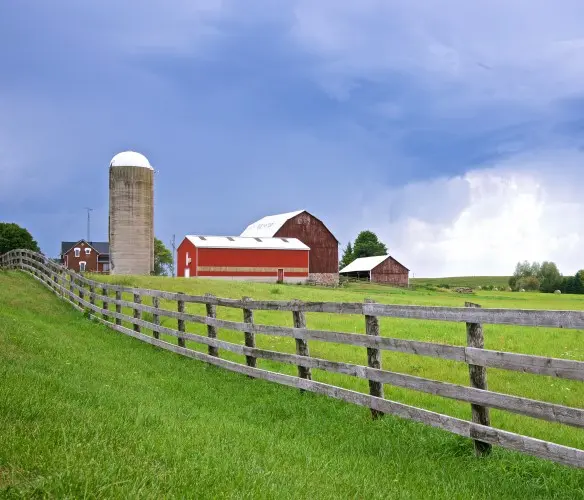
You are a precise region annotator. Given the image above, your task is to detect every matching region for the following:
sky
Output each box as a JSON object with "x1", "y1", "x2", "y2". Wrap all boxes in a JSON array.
[{"x1": 1, "y1": 0, "x2": 583, "y2": 277}]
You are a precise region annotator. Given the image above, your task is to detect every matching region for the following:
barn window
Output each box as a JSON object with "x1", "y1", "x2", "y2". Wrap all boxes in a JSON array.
[
  {"x1": 79, "y1": 261, "x2": 86, "y2": 272},
  {"x1": 85, "y1": 248, "x2": 91, "y2": 255},
  {"x1": 74, "y1": 248, "x2": 80, "y2": 257}
]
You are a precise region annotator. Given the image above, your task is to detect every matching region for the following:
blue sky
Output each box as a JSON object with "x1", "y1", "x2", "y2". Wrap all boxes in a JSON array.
[{"x1": 2, "y1": 0, "x2": 584, "y2": 277}]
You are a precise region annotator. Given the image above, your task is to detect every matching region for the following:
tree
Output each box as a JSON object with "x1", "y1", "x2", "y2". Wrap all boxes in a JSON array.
[
  {"x1": 352, "y1": 231, "x2": 388, "y2": 259},
  {"x1": 537, "y1": 261, "x2": 562, "y2": 293},
  {"x1": 509, "y1": 260, "x2": 540, "y2": 291},
  {"x1": 153, "y1": 238, "x2": 173, "y2": 276},
  {"x1": 0, "y1": 222, "x2": 40, "y2": 254},
  {"x1": 574, "y1": 270, "x2": 584, "y2": 294},
  {"x1": 339, "y1": 242, "x2": 354, "y2": 270}
]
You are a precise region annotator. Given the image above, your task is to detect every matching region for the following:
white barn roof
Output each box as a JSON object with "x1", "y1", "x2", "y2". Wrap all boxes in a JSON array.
[
  {"x1": 185, "y1": 235, "x2": 309, "y2": 251},
  {"x1": 339, "y1": 255, "x2": 389, "y2": 274},
  {"x1": 240, "y1": 210, "x2": 304, "y2": 237}
]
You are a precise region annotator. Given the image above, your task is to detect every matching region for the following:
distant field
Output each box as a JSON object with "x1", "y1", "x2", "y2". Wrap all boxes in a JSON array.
[
  {"x1": 1, "y1": 271, "x2": 583, "y2": 498},
  {"x1": 411, "y1": 276, "x2": 511, "y2": 289}
]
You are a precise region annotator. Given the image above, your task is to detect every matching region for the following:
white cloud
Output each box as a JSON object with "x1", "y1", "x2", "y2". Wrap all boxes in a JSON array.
[{"x1": 348, "y1": 150, "x2": 584, "y2": 277}]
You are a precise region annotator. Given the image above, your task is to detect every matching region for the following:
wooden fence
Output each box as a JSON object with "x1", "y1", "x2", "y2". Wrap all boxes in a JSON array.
[{"x1": 1, "y1": 249, "x2": 583, "y2": 468}]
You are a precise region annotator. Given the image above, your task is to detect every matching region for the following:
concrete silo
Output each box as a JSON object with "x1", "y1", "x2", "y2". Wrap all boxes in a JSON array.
[{"x1": 109, "y1": 151, "x2": 154, "y2": 275}]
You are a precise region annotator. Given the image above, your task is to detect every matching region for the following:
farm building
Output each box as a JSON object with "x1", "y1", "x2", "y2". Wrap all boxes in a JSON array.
[
  {"x1": 177, "y1": 235, "x2": 310, "y2": 283},
  {"x1": 241, "y1": 210, "x2": 339, "y2": 285},
  {"x1": 61, "y1": 240, "x2": 110, "y2": 273},
  {"x1": 340, "y1": 255, "x2": 409, "y2": 286}
]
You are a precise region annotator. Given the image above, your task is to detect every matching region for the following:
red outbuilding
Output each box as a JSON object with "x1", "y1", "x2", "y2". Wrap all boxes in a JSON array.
[{"x1": 177, "y1": 235, "x2": 310, "y2": 283}]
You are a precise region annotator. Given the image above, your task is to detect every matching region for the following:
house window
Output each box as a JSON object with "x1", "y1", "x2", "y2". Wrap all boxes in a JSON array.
[
  {"x1": 74, "y1": 248, "x2": 80, "y2": 257},
  {"x1": 79, "y1": 261, "x2": 86, "y2": 272},
  {"x1": 85, "y1": 248, "x2": 91, "y2": 255}
]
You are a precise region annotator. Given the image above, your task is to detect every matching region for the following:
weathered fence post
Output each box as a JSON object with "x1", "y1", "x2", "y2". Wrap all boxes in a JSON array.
[
  {"x1": 115, "y1": 290, "x2": 122, "y2": 326},
  {"x1": 133, "y1": 292, "x2": 142, "y2": 333},
  {"x1": 205, "y1": 293, "x2": 219, "y2": 357},
  {"x1": 152, "y1": 296, "x2": 160, "y2": 339},
  {"x1": 89, "y1": 284, "x2": 95, "y2": 308},
  {"x1": 242, "y1": 297, "x2": 256, "y2": 369},
  {"x1": 365, "y1": 298, "x2": 384, "y2": 419},
  {"x1": 292, "y1": 300, "x2": 312, "y2": 383},
  {"x1": 78, "y1": 280, "x2": 85, "y2": 308},
  {"x1": 177, "y1": 294, "x2": 186, "y2": 347},
  {"x1": 465, "y1": 301, "x2": 492, "y2": 457},
  {"x1": 102, "y1": 287, "x2": 109, "y2": 321}
]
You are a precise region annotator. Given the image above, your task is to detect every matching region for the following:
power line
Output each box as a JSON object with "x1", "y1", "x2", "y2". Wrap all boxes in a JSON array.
[{"x1": 170, "y1": 234, "x2": 176, "y2": 277}]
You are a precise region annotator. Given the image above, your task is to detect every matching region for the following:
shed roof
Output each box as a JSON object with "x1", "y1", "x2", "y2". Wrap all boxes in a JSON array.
[
  {"x1": 339, "y1": 255, "x2": 389, "y2": 273},
  {"x1": 240, "y1": 210, "x2": 304, "y2": 237},
  {"x1": 61, "y1": 240, "x2": 109, "y2": 255},
  {"x1": 340, "y1": 255, "x2": 410, "y2": 274},
  {"x1": 185, "y1": 235, "x2": 309, "y2": 251}
]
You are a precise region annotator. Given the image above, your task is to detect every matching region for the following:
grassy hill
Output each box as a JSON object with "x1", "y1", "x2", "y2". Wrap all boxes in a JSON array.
[
  {"x1": 410, "y1": 276, "x2": 511, "y2": 289},
  {"x1": 1, "y1": 271, "x2": 583, "y2": 498}
]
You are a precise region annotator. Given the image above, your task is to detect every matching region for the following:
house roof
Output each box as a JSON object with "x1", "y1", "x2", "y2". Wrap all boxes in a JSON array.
[
  {"x1": 185, "y1": 235, "x2": 309, "y2": 251},
  {"x1": 240, "y1": 210, "x2": 304, "y2": 237},
  {"x1": 340, "y1": 255, "x2": 410, "y2": 273},
  {"x1": 61, "y1": 240, "x2": 109, "y2": 255}
]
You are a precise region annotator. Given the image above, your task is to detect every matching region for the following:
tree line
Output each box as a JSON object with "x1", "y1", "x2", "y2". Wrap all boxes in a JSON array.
[{"x1": 509, "y1": 261, "x2": 584, "y2": 294}]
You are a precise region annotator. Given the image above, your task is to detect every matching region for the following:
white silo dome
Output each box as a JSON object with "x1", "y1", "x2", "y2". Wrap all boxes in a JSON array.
[{"x1": 110, "y1": 151, "x2": 153, "y2": 170}]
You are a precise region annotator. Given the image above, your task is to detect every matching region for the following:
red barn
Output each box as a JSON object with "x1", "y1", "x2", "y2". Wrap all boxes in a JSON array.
[
  {"x1": 177, "y1": 235, "x2": 310, "y2": 283},
  {"x1": 240, "y1": 210, "x2": 339, "y2": 285}
]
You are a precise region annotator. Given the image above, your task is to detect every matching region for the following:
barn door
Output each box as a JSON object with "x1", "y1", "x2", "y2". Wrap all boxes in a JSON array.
[
  {"x1": 185, "y1": 268, "x2": 190, "y2": 278},
  {"x1": 277, "y1": 268, "x2": 284, "y2": 283}
]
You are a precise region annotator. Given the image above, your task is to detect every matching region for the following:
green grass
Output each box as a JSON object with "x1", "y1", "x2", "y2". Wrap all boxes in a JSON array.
[
  {"x1": 411, "y1": 276, "x2": 511, "y2": 289},
  {"x1": 1, "y1": 271, "x2": 583, "y2": 498}
]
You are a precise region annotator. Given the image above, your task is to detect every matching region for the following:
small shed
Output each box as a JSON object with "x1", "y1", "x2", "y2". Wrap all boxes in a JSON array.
[
  {"x1": 241, "y1": 210, "x2": 339, "y2": 285},
  {"x1": 177, "y1": 235, "x2": 310, "y2": 283},
  {"x1": 340, "y1": 255, "x2": 409, "y2": 286}
]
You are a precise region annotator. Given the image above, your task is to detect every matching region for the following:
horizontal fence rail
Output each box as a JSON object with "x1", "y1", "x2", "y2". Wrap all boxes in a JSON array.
[{"x1": 1, "y1": 249, "x2": 583, "y2": 469}]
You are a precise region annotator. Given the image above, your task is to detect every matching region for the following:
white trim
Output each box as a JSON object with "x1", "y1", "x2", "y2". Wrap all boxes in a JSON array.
[
  {"x1": 85, "y1": 248, "x2": 91, "y2": 255},
  {"x1": 74, "y1": 248, "x2": 81, "y2": 257},
  {"x1": 79, "y1": 261, "x2": 87, "y2": 272}
]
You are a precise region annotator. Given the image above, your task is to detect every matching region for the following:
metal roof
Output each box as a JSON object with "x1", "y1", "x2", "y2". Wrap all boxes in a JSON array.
[
  {"x1": 110, "y1": 151, "x2": 153, "y2": 170},
  {"x1": 339, "y1": 255, "x2": 390, "y2": 273},
  {"x1": 61, "y1": 241, "x2": 109, "y2": 255},
  {"x1": 185, "y1": 235, "x2": 309, "y2": 251},
  {"x1": 240, "y1": 210, "x2": 304, "y2": 237}
]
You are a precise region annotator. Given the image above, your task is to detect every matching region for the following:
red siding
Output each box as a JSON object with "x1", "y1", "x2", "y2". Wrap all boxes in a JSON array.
[
  {"x1": 275, "y1": 211, "x2": 338, "y2": 274},
  {"x1": 63, "y1": 241, "x2": 108, "y2": 273},
  {"x1": 370, "y1": 257, "x2": 409, "y2": 286},
  {"x1": 177, "y1": 239, "x2": 309, "y2": 281}
]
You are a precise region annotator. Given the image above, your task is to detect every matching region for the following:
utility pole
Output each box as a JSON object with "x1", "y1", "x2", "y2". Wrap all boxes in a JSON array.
[
  {"x1": 84, "y1": 207, "x2": 93, "y2": 242},
  {"x1": 170, "y1": 234, "x2": 176, "y2": 277}
]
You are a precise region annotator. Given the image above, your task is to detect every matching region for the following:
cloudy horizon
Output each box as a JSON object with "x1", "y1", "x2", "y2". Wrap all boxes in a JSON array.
[{"x1": 2, "y1": 1, "x2": 583, "y2": 277}]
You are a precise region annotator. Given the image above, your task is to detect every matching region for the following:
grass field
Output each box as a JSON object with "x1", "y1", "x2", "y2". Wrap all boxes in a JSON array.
[
  {"x1": 410, "y1": 276, "x2": 511, "y2": 289},
  {"x1": 1, "y1": 271, "x2": 583, "y2": 498}
]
